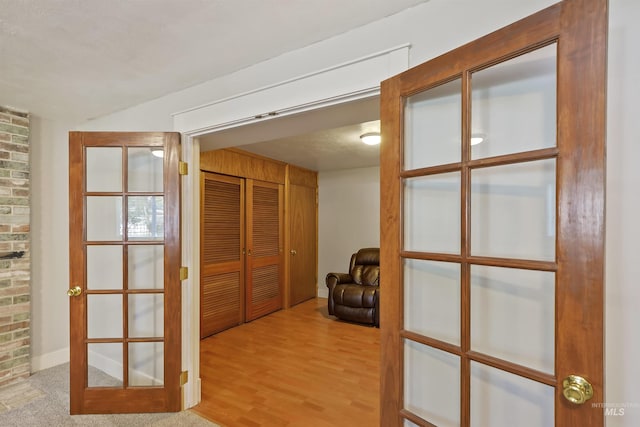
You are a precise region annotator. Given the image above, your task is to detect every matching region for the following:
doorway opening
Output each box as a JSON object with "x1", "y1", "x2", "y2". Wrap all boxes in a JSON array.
[{"x1": 191, "y1": 96, "x2": 384, "y2": 421}]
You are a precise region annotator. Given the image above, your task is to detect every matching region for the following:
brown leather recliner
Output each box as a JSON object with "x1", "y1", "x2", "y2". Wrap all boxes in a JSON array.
[{"x1": 326, "y1": 248, "x2": 380, "y2": 327}]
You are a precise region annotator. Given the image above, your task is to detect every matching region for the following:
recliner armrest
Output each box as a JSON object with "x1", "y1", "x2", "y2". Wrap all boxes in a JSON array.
[{"x1": 325, "y1": 272, "x2": 354, "y2": 288}]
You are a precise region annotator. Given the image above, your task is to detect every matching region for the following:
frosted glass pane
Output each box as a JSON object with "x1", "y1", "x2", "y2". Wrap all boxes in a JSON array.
[
  {"x1": 404, "y1": 341, "x2": 459, "y2": 427},
  {"x1": 128, "y1": 245, "x2": 164, "y2": 289},
  {"x1": 87, "y1": 245, "x2": 122, "y2": 290},
  {"x1": 86, "y1": 196, "x2": 122, "y2": 241},
  {"x1": 404, "y1": 173, "x2": 460, "y2": 254},
  {"x1": 128, "y1": 294, "x2": 164, "y2": 338},
  {"x1": 86, "y1": 147, "x2": 122, "y2": 192},
  {"x1": 88, "y1": 294, "x2": 122, "y2": 338},
  {"x1": 472, "y1": 44, "x2": 557, "y2": 160},
  {"x1": 129, "y1": 342, "x2": 164, "y2": 386},
  {"x1": 128, "y1": 147, "x2": 163, "y2": 192},
  {"x1": 471, "y1": 160, "x2": 555, "y2": 260},
  {"x1": 404, "y1": 259, "x2": 460, "y2": 345},
  {"x1": 127, "y1": 196, "x2": 164, "y2": 241},
  {"x1": 471, "y1": 266, "x2": 554, "y2": 373},
  {"x1": 471, "y1": 362, "x2": 554, "y2": 427},
  {"x1": 88, "y1": 343, "x2": 122, "y2": 387},
  {"x1": 404, "y1": 79, "x2": 461, "y2": 169}
]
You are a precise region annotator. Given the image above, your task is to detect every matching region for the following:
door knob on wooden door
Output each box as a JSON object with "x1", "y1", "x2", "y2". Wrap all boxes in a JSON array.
[
  {"x1": 290, "y1": 249, "x2": 297, "y2": 256},
  {"x1": 562, "y1": 375, "x2": 593, "y2": 404},
  {"x1": 67, "y1": 286, "x2": 82, "y2": 297}
]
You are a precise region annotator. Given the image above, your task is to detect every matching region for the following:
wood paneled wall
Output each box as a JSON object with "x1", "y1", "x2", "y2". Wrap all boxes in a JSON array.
[
  {"x1": 200, "y1": 148, "x2": 287, "y2": 184},
  {"x1": 287, "y1": 164, "x2": 317, "y2": 188}
]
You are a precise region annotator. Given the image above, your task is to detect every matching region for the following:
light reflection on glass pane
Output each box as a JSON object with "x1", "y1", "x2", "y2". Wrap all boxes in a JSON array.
[
  {"x1": 471, "y1": 362, "x2": 554, "y2": 427},
  {"x1": 127, "y1": 196, "x2": 164, "y2": 241},
  {"x1": 86, "y1": 196, "x2": 122, "y2": 241},
  {"x1": 128, "y1": 147, "x2": 163, "y2": 193},
  {"x1": 404, "y1": 79, "x2": 461, "y2": 170},
  {"x1": 129, "y1": 342, "x2": 164, "y2": 386},
  {"x1": 472, "y1": 44, "x2": 557, "y2": 160},
  {"x1": 471, "y1": 159, "x2": 555, "y2": 261},
  {"x1": 128, "y1": 245, "x2": 164, "y2": 289},
  {"x1": 88, "y1": 343, "x2": 123, "y2": 387},
  {"x1": 86, "y1": 147, "x2": 122, "y2": 192},
  {"x1": 404, "y1": 172, "x2": 460, "y2": 254},
  {"x1": 87, "y1": 245, "x2": 122, "y2": 290}
]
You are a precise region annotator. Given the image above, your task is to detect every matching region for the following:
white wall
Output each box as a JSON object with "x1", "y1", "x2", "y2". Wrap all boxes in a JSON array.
[
  {"x1": 317, "y1": 167, "x2": 380, "y2": 298},
  {"x1": 30, "y1": 116, "x2": 74, "y2": 369},
  {"x1": 605, "y1": 1, "x2": 640, "y2": 425},
  {"x1": 28, "y1": 0, "x2": 640, "y2": 424}
]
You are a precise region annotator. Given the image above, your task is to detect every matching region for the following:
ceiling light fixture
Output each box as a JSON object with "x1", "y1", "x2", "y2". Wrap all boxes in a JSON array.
[
  {"x1": 360, "y1": 132, "x2": 381, "y2": 145},
  {"x1": 151, "y1": 148, "x2": 164, "y2": 158},
  {"x1": 471, "y1": 134, "x2": 485, "y2": 146}
]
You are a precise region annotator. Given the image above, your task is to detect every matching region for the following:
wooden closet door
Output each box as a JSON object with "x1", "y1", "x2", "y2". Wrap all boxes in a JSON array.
[
  {"x1": 200, "y1": 172, "x2": 245, "y2": 338},
  {"x1": 245, "y1": 179, "x2": 283, "y2": 321},
  {"x1": 289, "y1": 183, "x2": 317, "y2": 306}
]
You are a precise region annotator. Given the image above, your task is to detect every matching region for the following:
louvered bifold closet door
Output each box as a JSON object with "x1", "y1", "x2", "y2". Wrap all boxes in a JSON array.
[
  {"x1": 200, "y1": 172, "x2": 245, "y2": 338},
  {"x1": 246, "y1": 179, "x2": 283, "y2": 321}
]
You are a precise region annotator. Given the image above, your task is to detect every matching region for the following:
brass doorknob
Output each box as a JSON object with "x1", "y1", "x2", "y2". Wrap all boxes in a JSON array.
[
  {"x1": 562, "y1": 375, "x2": 593, "y2": 404},
  {"x1": 290, "y1": 249, "x2": 297, "y2": 256},
  {"x1": 67, "y1": 286, "x2": 82, "y2": 297}
]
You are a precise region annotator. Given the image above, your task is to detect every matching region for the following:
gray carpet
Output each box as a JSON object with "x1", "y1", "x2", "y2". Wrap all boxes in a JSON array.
[{"x1": 0, "y1": 363, "x2": 219, "y2": 426}]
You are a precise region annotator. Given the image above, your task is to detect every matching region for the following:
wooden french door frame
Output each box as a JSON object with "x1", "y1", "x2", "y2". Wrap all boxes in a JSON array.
[
  {"x1": 69, "y1": 132, "x2": 182, "y2": 414},
  {"x1": 380, "y1": 1, "x2": 607, "y2": 425}
]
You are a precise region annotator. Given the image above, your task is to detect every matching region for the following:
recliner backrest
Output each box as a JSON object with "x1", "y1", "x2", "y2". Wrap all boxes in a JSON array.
[{"x1": 349, "y1": 248, "x2": 380, "y2": 286}]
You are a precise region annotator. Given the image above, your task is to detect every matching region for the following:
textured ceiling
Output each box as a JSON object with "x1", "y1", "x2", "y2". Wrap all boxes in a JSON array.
[
  {"x1": 0, "y1": 0, "x2": 428, "y2": 121},
  {"x1": 198, "y1": 95, "x2": 381, "y2": 171},
  {"x1": 239, "y1": 120, "x2": 382, "y2": 172}
]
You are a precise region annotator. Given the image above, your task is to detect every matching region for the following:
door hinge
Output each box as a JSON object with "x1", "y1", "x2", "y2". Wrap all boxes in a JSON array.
[
  {"x1": 179, "y1": 161, "x2": 188, "y2": 175},
  {"x1": 180, "y1": 370, "x2": 189, "y2": 386},
  {"x1": 179, "y1": 266, "x2": 188, "y2": 281}
]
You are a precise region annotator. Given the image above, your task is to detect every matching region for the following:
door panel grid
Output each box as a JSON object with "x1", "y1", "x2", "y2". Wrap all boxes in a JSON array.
[
  {"x1": 380, "y1": 2, "x2": 607, "y2": 425},
  {"x1": 69, "y1": 132, "x2": 181, "y2": 414}
]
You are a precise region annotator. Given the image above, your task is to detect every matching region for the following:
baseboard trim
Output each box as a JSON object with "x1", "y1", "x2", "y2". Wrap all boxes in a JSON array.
[
  {"x1": 31, "y1": 347, "x2": 70, "y2": 372},
  {"x1": 317, "y1": 288, "x2": 328, "y2": 299}
]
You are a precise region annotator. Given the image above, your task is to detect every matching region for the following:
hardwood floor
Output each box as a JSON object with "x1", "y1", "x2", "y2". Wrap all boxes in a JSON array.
[{"x1": 192, "y1": 298, "x2": 380, "y2": 427}]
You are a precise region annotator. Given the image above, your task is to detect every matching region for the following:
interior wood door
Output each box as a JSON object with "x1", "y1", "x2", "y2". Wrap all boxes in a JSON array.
[
  {"x1": 289, "y1": 183, "x2": 317, "y2": 306},
  {"x1": 245, "y1": 179, "x2": 284, "y2": 321},
  {"x1": 380, "y1": 1, "x2": 606, "y2": 426},
  {"x1": 200, "y1": 172, "x2": 245, "y2": 339},
  {"x1": 69, "y1": 132, "x2": 182, "y2": 414}
]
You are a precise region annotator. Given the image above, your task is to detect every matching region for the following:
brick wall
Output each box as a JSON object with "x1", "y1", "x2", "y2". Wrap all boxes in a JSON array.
[{"x1": 0, "y1": 107, "x2": 30, "y2": 387}]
